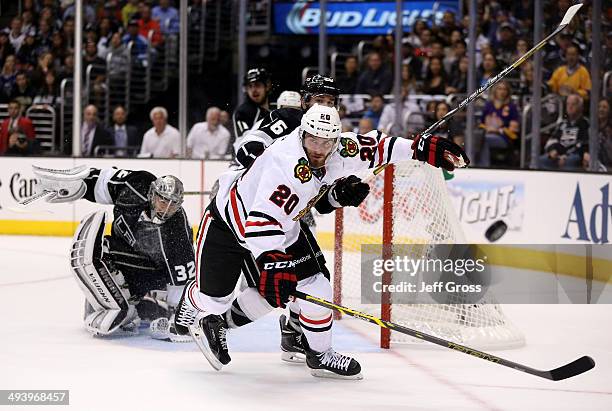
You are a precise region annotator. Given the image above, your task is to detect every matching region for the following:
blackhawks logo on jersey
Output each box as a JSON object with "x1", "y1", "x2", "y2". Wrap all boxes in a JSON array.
[
  {"x1": 339, "y1": 137, "x2": 358, "y2": 157},
  {"x1": 294, "y1": 157, "x2": 312, "y2": 183}
]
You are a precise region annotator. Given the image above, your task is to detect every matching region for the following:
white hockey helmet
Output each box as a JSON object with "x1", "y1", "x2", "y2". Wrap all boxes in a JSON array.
[
  {"x1": 277, "y1": 90, "x2": 302, "y2": 109},
  {"x1": 300, "y1": 104, "x2": 342, "y2": 164}
]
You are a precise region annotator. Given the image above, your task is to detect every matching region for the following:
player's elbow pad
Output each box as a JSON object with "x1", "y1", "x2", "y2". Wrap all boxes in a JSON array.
[{"x1": 236, "y1": 141, "x2": 266, "y2": 168}]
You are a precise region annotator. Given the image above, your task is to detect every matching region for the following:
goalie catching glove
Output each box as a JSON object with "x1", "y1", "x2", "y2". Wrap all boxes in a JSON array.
[
  {"x1": 411, "y1": 134, "x2": 470, "y2": 171},
  {"x1": 31, "y1": 165, "x2": 91, "y2": 203},
  {"x1": 257, "y1": 251, "x2": 297, "y2": 308}
]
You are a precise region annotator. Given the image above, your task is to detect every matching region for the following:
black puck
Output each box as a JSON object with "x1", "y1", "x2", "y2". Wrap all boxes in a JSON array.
[{"x1": 485, "y1": 220, "x2": 507, "y2": 242}]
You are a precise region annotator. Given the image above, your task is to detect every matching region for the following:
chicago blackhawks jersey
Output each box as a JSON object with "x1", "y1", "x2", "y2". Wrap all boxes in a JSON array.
[
  {"x1": 83, "y1": 168, "x2": 195, "y2": 295},
  {"x1": 214, "y1": 128, "x2": 415, "y2": 259}
]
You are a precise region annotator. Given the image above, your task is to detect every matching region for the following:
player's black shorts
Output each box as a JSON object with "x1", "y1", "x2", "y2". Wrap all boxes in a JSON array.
[{"x1": 195, "y1": 201, "x2": 329, "y2": 298}]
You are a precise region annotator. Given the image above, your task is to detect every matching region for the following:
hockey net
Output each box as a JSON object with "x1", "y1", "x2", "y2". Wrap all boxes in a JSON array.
[{"x1": 333, "y1": 161, "x2": 524, "y2": 349}]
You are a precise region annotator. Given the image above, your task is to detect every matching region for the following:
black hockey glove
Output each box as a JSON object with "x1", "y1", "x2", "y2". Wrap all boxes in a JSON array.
[
  {"x1": 411, "y1": 134, "x2": 470, "y2": 171},
  {"x1": 331, "y1": 175, "x2": 370, "y2": 207},
  {"x1": 256, "y1": 251, "x2": 298, "y2": 309}
]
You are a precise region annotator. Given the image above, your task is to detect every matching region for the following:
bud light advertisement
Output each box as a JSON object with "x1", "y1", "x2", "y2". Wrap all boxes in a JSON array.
[{"x1": 273, "y1": 1, "x2": 460, "y2": 35}]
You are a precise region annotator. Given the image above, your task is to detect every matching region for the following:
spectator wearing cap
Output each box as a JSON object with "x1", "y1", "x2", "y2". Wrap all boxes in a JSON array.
[
  {"x1": 187, "y1": 106, "x2": 231, "y2": 159},
  {"x1": 547, "y1": 44, "x2": 591, "y2": 100},
  {"x1": 0, "y1": 100, "x2": 35, "y2": 155},
  {"x1": 494, "y1": 22, "x2": 517, "y2": 67},
  {"x1": 121, "y1": 0, "x2": 139, "y2": 27},
  {"x1": 122, "y1": 19, "x2": 150, "y2": 67},
  {"x1": 138, "y1": 3, "x2": 164, "y2": 46},
  {"x1": 355, "y1": 51, "x2": 393, "y2": 95},
  {"x1": 140, "y1": 106, "x2": 181, "y2": 158},
  {"x1": 336, "y1": 55, "x2": 359, "y2": 94}
]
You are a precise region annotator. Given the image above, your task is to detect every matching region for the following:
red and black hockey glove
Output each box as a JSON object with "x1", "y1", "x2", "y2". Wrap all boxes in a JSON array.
[
  {"x1": 411, "y1": 134, "x2": 470, "y2": 171},
  {"x1": 256, "y1": 251, "x2": 297, "y2": 308}
]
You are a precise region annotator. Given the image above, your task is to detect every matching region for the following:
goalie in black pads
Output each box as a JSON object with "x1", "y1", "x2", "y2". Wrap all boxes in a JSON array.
[
  {"x1": 175, "y1": 104, "x2": 468, "y2": 379},
  {"x1": 32, "y1": 165, "x2": 196, "y2": 341}
]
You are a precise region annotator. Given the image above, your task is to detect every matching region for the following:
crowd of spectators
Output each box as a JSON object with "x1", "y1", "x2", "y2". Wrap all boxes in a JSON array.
[
  {"x1": 0, "y1": 0, "x2": 610, "y2": 173},
  {"x1": 334, "y1": 2, "x2": 611, "y2": 171}
]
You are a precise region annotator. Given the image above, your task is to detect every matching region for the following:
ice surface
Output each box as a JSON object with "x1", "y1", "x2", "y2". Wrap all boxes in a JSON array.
[{"x1": 1, "y1": 235, "x2": 611, "y2": 411}]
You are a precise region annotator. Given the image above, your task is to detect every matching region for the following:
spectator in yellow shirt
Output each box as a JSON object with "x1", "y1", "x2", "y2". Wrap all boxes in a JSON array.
[
  {"x1": 121, "y1": 0, "x2": 139, "y2": 27},
  {"x1": 547, "y1": 45, "x2": 591, "y2": 99}
]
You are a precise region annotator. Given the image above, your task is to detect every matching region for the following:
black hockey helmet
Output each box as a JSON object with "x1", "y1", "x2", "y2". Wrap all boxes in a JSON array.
[
  {"x1": 301, "y1": 74, "x2": 340, "y2": 108},
  {"x1": 148, "y1": 175, "x2": 184, "y2": 224},
  {"x1": 243, "y1": 67, "x2": 270, "y2": 86}
]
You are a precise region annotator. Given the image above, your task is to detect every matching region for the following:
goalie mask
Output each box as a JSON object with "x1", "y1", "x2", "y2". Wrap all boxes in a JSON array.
[
  {"x1": 147, "y1": 175, "x2": 184, "y2": 224},
  {"x1": 300, "y1": 104, "x2": 341, "y2": 168}
]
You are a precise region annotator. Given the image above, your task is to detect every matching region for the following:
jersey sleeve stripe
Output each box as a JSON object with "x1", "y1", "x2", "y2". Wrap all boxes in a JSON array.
[
  {"x1": 230, "y1": 186, "x2": 246, "y2": 237},
  {"x1": 386, "y1": 137, "x2": 397, "y2": 164},
  {"x1": 376, "y1": 137, "x2": 386, "y2": 167},
  {"x1": 245, "y1": 220, "x2": 280, "y2": 227},
  {"x1": 244, "y1": 230, "x2": 284, "y2": 238},
  {"x1": 248, "y1": 211, "x2": 281, "y2": 226}
]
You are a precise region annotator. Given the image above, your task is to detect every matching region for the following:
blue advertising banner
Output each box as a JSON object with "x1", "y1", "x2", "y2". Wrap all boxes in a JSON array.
[{"x1": 273, "y1": 1, "x2": 459, "y2": 35}]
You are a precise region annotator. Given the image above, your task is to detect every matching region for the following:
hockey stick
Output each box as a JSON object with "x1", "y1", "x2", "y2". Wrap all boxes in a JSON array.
[
  {"x1": 292, "y1": 291, "x2": 595, "y2": 381},
  {"x1": 373, "y1": 2, "x2": 583, "y2": 175}
]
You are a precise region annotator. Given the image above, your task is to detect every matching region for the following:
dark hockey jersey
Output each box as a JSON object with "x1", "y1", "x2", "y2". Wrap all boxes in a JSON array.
[
  {"x1": 232, "y1": 98, "x2": 270, "y2": 140},
  {"x1": 83, "y1": 168, "x2": 195, "y2": 297},
  {"x1": 235, "y1": 107, "x2": 302, "y2": 168}
]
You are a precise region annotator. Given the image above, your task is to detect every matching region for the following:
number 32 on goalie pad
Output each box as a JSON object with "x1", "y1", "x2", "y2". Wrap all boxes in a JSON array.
[{"x1": 70, "y1": 211, "x2": 136, "y2": 335}]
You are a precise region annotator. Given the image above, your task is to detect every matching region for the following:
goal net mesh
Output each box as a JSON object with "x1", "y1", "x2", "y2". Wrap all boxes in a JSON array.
[{"x1": 333, "y1": 161, "x2": 524, "y2": 349}]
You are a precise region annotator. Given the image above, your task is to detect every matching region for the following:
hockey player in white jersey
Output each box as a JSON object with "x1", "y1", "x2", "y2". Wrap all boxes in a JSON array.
[{"x1": 175, "y1": 104, "x2": 469, "y2": 378}]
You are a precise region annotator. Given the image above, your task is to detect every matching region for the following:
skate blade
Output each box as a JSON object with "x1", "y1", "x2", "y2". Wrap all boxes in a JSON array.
[
  {"x1": 189, "y1": 324, "x2": 223, "y2": 371},
  {"x1": 309, "y1": 368, "x2": 363, "y2": 380},
  {"x1": 281, "y1": 350, "x2": 306, "y2": 364}
]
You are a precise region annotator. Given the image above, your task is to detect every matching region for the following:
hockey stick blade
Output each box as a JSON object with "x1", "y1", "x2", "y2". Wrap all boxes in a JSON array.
[
  {"x1": 292, "y1": 291, "x2": 596, "y2": 381},
  {"x1": 547, "y1": 356, "x2": 595, "y2": 381}
]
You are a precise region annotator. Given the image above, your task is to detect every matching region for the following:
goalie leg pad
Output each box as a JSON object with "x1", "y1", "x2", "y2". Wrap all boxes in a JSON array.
[{"x1": 71, "y1": 211, "x2": 135, "y2": 335}]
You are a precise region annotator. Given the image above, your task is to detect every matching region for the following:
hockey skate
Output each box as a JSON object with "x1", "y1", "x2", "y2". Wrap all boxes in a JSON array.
[
  {"x1": 279, "y1": 314, "x2": 305, "y2": 363},
  {"x1": 304, "y1": 337, "x2": 362, "y2": 380},
  {"x1": 189, "y1": 314, "x2": 231, "y2": 371},
  {"x1": 174, "y1": 281, "x2": 205, "y2": 336}
]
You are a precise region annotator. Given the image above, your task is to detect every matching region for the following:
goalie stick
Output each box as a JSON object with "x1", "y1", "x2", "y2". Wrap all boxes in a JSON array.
[
  {"x1": 373, "y1": 2, "x2": 584, "y2": 174},
  {"x1": 292, "y1": 291, "x2": 595, "y2": 381}
]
